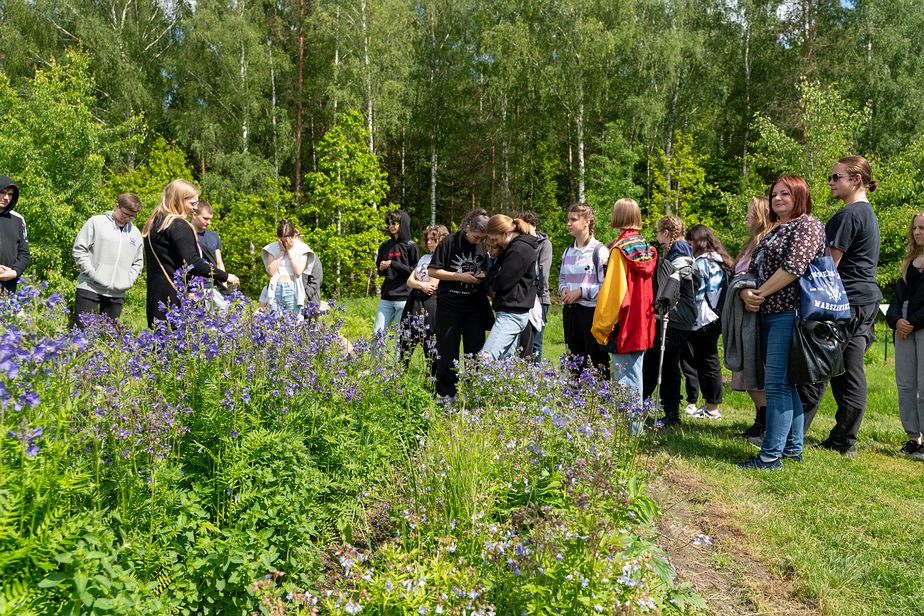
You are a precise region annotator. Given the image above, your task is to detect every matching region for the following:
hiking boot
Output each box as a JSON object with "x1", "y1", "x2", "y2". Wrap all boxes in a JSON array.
[
  {"x1": 736, "y1": 455, "x2": 782, "y2": 470},
  {"x1": 742, "y1": 406, "x2": 766, "y2": 438}
]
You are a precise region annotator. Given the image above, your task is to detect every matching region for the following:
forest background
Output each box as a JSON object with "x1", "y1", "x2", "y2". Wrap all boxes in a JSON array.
[{"x1": 2, "y1": 0, "x2": 924, "y2": 300}]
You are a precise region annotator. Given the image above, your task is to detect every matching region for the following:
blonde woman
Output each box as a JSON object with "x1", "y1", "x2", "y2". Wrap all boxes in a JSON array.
[
  {"x1": 143, "y1": 179, "x2": 239, "y2": 328},
  {"x1": 734, "y1": 197, "x2": 777, "y2": 442},
  {"x1": 481, "y1": 215, "x2": 539, "y2": 360},
  {"x1": 886, "y1": 213, "x2": 924, "y2": 460}
]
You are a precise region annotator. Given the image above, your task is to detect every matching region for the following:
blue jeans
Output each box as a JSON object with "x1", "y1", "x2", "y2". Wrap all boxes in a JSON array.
[
  {"x1": 271, "y1": 281, "x2": 299, "y2": 315},
  {"x1": 482, "y1": 311, "x2": 529, "y2": 360},
  {"x1": 760, "y1": 311, "x2": 803, "y2": 459},
  {"x1": 374, "y1": 299, "x2": 406, "y2": 333},
  {"x1": 611, "y1": 351, "x2": 644, "y2": 407}
]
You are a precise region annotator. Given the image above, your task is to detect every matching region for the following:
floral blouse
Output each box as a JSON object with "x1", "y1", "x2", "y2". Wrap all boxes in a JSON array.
[{"x1": 748, "y1": 214, "x2": 825, "y2": 314}]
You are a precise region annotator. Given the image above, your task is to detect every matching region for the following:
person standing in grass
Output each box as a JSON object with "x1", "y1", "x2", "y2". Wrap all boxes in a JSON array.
[
  {"x1": 799, "y1": 156, "x2": 882, "y2": 458},
  {"x1": 428, "y1": 208, "x2": 491, "y2": 397},
  {"x1": 143, "y1": 179, "x2": 239, "y2": 328},
  {"x1": 642, "y1": 215, "x2": 698, "y2": 427},
  {"x1": 373, "y1": 210, "x2": 419, "y2": 334},
  {"x1": 559, "y1": 203, "x2": 610, "y2": 377},
  {"x1": 71, "y1": 193, "x2": 144, "y2": 323},
  {"x1": 400, "y1": 224, "x2": 449, "y2": 374},
  {"x1": 737, "y1": 175, "x2": 825, "y2": 470},
  {"x1": 592, "y1": 198, "x2": 657, "y2": 406},
  {"x1": 0, "y1": 176, "x2": 29, "y2": 294},
  {"x1": 516, "y1": 211, "x2": 552, "y2": 363},
  {"x1": 731, "y1": 197, "x2": 776, "y2": 444},
  {"x1": 886, "y1": 212, "x2": 924, "y2": 461},
  {"x1": 481, "y1": 215, "x2": 539, "y2": 360},
  {"x1": 263, "y1": 219, "x2": 313, "y2": 317},
  {"x1": 683, "y1": 224, "x2": 734, "y2": 421}
]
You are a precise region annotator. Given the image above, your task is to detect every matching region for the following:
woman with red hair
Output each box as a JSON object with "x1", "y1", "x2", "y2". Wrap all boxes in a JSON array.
[{"x1": 737, "y1": 175, "x2": 825, "y2": 469}]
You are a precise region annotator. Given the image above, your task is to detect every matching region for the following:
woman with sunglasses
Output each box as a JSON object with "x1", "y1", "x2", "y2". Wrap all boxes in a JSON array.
[{"x1": 798, "y1": 157, "x2": 882, "y2": 457}]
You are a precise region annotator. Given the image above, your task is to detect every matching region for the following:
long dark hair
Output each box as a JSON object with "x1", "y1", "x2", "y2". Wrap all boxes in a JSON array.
[{"x1": 686, "y1": 224, "x2": 734, "y2": 269}]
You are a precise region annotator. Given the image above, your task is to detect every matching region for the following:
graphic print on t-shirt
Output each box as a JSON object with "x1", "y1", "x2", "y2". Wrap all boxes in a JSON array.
[{"x1": 450, "y1": 253, "x2": 484, "y2": 289}]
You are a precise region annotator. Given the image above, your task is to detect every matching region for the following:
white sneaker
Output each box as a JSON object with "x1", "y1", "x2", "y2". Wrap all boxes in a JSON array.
[
  {"x1": 684, "y1": 403, "x2": 700, "y2": 416},
  {"x1": 691, "y1": 405, "x2": 722, "y2": 420}
]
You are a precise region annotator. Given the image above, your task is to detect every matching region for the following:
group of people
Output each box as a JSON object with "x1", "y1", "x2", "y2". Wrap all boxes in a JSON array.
[
  {"x1": 368, "y1": 155, "x2": 924, "y2": 468},
  {"x1": 2, "y1": 155, "x2": 923, "y2": 466}
]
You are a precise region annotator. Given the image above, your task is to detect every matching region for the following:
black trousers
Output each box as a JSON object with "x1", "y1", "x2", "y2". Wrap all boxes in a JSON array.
[
  {"x1": 687, "y1": 320, "x2": 724, "y2": 404},
  {"x1": 434, "y1": 304, "x2": 487, "y2": 398},
  {"x1": 799, "y1": 303, "x2": 878, "y2": 450},
  {"x1": 643, "y1": 324, "x2": 691, "y2": 420},
  {"x1": 562, "y1": 304, "x2": 610, "y2": 378},
  {"x1": 681, "y1": 340, "x2": 700, "y2": 403},
  {"x1": 74, "y1": 288, "x2": 124, "y2": 325}
]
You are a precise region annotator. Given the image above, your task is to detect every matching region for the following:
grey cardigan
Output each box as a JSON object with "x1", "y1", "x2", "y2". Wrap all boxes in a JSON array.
[{"x1": 722, "y1": 273, "x2": 764, "y2": 391}]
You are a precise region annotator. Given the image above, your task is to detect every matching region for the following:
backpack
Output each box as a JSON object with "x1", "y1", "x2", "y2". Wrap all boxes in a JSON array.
[
  {"x1": 592, "y1": 243, "x2": 606, "y2": 281},
  {"x1": 702, "y1": 258, "x2": 731, "y2": 316},
  {"x1": 301, "y1": 256, "x2": 323, "y2": 306},
  {"x1": 653, "y1": 252, "x2": 700, "y2": 328}
]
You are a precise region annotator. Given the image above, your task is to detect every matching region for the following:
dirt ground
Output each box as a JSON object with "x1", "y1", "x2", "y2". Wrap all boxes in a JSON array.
[{"x1": 647, "y1": 464, "x2": 819, "y2": 615}]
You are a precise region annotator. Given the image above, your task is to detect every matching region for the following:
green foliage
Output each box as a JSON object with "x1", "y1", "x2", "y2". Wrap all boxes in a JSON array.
[
  {"x1": 301, "y1": 110, "x2": 389, "y2": 297},
  {"x1": 209, "y1": 187, "x2": 287, "y2": 299},
  {"x1": 0, "y1": 51, "x2": 143, "y2": 286},
  {"x1": 649, "y1": 131, "x2": 713, "y2": 222},
  {"x1": 748, "y1": 80, "x2": 869, "y2": 219},
  {"x1": 106, "y1": 136, "x2": 195, "y2": 222}
]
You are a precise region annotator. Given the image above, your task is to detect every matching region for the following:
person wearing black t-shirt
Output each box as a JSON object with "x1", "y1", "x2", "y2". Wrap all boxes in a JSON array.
[
  {"x1": 799, "y1": 156, "x2": 882, "y2": 457},
  {"x1": 427, "y1": 208, "x2": 492, "y2": 397}
]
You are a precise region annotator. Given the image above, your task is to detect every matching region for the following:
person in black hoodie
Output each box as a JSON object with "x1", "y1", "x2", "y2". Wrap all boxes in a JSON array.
[
  {"x1": 373, "y1": 209, "x2": 419, "y2": 334},
  {"x1": 481, "y1": 215, "x2": 539, "y2": 360},
  {"x1": 142, "y1": 179, "x2": 240, "y2": 328},
  {"x1": 428, "y1": 208, "x2": 492, "y2": 397},
  {"x1": 0, "y1": 176, "x2": 30, "y2": 293}
]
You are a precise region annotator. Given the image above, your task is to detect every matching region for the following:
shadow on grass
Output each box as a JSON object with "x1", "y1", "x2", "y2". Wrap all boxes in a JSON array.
[{"x1": 640, "y1": 420, "x2": 749, "y2": 464}]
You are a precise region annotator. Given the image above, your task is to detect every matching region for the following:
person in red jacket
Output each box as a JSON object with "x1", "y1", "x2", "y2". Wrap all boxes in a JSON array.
[{"x1": 592, "y1": 198, "x2": 657, "y2": 406}]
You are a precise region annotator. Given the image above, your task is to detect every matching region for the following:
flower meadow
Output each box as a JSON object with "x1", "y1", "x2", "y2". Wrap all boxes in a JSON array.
[{"x1": 0, "y1": 284, "x2": 702, "y2": 615}]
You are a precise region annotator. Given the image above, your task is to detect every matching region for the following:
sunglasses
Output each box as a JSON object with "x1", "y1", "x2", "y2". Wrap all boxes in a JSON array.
[{"x1": 828, "y1": 173, "x2": 856, "y2": 183}]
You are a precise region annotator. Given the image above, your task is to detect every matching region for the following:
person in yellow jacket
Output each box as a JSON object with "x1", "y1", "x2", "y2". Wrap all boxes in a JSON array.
[{"x1": 592, "y1": 198, "x2": 657, "y2": 405}]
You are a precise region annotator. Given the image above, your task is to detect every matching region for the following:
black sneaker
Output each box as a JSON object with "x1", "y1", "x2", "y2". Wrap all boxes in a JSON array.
[
  {"x1": 746, "y1": 434, "x2": 764, "y2": 448},
  {"x1": 900, "y1": 440, "x2": 923, "y2": 459},
  {"x1": 736, "y1": 455, "x2": 782, "y2": 470},
  {"x1": 782, "y1": 452, "x2": 804, "y2": 463}
]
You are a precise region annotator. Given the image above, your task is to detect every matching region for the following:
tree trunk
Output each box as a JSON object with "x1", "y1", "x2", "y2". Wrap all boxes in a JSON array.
[
  {"x1": 294, "y1": 0, "x2": 306, "y2": 206},
  {"x1": 576, "y1": 80, "x2": 586, "y2": 203},
  {"x1": 240, "y1": 0, "x2": 248, "y2": 152},
  {"x1": 430, "y1": 128, "x2": 438, "y2": 226},
  {"x1": 362, "y1": 0, "x2": 374, "y2": 152}
]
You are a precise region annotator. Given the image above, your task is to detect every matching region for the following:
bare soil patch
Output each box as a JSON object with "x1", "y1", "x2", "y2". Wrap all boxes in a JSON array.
[{"x1": 646, "y1": 462, "x2": 818, "y2": 615}]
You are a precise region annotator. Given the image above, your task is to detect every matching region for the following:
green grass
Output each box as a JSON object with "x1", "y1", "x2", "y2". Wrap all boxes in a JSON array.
[{"x1": 121, "y1": 292, "x2": 919, "y2": 613}]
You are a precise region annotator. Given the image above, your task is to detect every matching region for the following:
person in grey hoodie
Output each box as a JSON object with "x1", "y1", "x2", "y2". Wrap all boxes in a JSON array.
[
  {"x1": 72, "y1": 193, "x2": 144, "y2": 322},
  {"x1": 0, "y1": 175, "x2": 30, "y2": 293}
]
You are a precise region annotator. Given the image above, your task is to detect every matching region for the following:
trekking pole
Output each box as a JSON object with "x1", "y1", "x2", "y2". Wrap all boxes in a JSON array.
[{"x1": 653, "y1": 312, "x2": 670, "y2": 424}]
